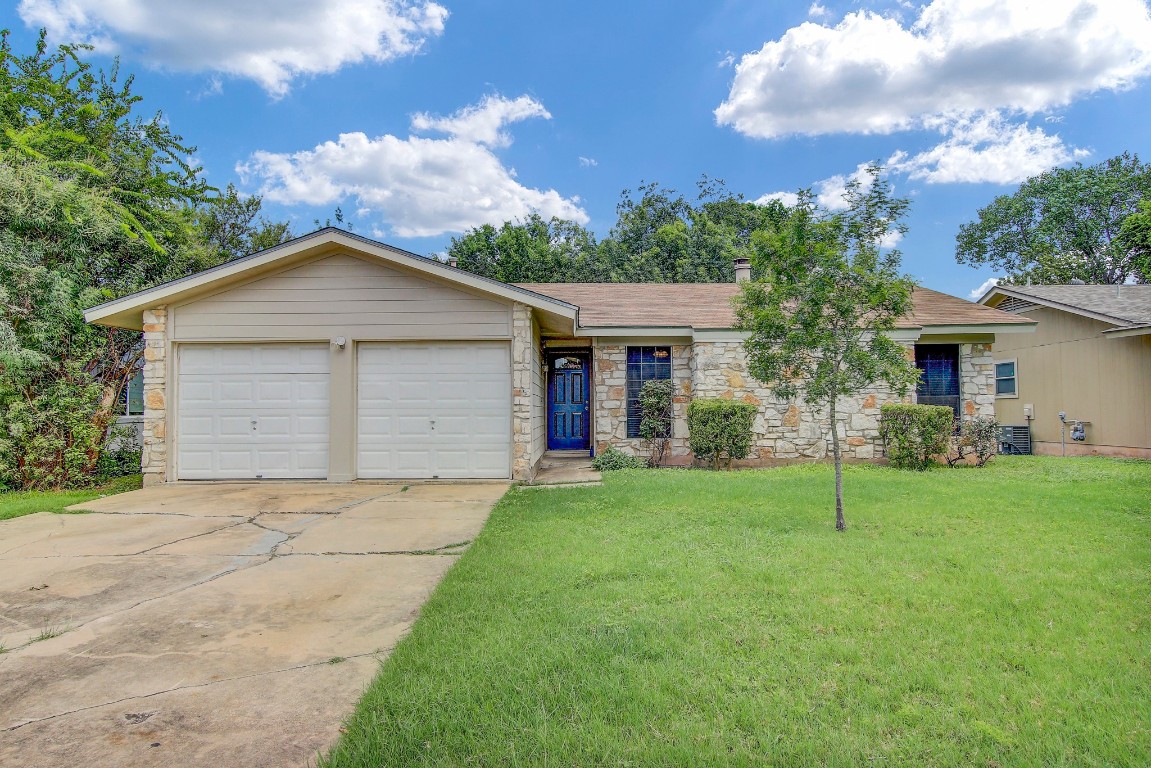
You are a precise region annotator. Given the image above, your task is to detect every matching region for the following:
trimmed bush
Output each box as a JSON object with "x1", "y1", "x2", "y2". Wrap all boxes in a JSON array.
[
  {"x1": 687, "y1": 398, "x2": 756, "y2": 470},
  {"x1": 591, "y1": 446, "x2": 647, "y2": 471},
  {"x1": 879, "y1": 403, "x2": 954, "y2": 471},
  {"x1": 638, "y1": 379, "x2": 674, "y2": 467}
]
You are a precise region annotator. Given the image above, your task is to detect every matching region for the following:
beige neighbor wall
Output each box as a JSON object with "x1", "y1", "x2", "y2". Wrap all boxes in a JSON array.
[
  {"x1": 159, "y1": 250, "x2": 520, "y2": 482},
  {"x1": 991, "y1": 307, "x2": 1151, "y2": 458},
  {"x1": 589, "y1": 338, "x2": 996, "y2": 465}
]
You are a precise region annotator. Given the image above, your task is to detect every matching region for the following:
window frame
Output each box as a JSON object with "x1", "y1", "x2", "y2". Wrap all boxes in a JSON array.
[
  {"x1": 994, "y1": 358, "x2": 1018, "y2": 399},
  {"x1": 913, "y1": 343, "x2": 961, "y2": 418},
  {"x1": 122, "y1": 369, "x2": 145, "y2": 416},
  {"x1": 625, "y1": 346, "x2": 672, "y2": 439}
]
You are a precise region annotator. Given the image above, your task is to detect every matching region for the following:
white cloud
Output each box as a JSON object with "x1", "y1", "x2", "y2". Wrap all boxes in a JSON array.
[
  {"x1": 890, "y1": 112, "x2": 1089, "y2": 185},
  {"x1": 807, "y1": 3, "x2": 830, "y2": 19},
  {"x1": 753, "y1": 191, "x2": 799, "y2": 207},
  {"x1": 968, "y1": 276, "x2": 1000, "y2": 301},
  {"x1": 579, "y1": 156, "x2": 598, "y2": 168},
  {"x1": 19, "y1": 0, "x2": 448, "y2": 96},
  {"x1": 757, "y1": 163, "x2": 874, "y2": 212},
  {"x1": 237, "y1": 95, "x2": 587, "y2": 238},
  {"x1": 716, "y1": 0, "x2": 1151, "y2": 139},
  {"x1": 410, "y1": 94, "x2": 546, "y2": 148},
  {"x1": 718, "y1": 51, "x2": 736, "y2": 68}
]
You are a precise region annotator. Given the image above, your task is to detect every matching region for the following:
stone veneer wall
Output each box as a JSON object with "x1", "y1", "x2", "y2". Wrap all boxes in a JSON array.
[
  {"x1": 587, "y1": 340, "x2": 995, "y2": 464},
  {"x1": 510, "y1": 302, "x2": 535, "y2": 481},
  {"x1": 959, "y1": 342, "x2": 995, "y2": 419},
  {"x1": 592, "y1": 343, "x2": 693, "y2": 458},
  {"x1": 141, "y1": 307, "x2": 168, "y2": 486},
  {"x1": 689, "y1": 341, "x2": 905, "y2": 462}
]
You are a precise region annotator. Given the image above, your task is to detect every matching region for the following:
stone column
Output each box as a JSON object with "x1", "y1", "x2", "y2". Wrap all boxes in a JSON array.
[
  {"x1": 141, "y1": 307, "x2": 168, "y2": 486},
  {"x1": 961, "y1": 342, "x2": 996, "y2": 419},
  {"x1": 510, "y1": 303, "x2": 535, "y2": 481}
]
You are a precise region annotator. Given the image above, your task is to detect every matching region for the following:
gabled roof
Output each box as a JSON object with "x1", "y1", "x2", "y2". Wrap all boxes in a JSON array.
[
  {"x1": 84, "y1": 228, "x2": 578, "y2": 330},
  {"x1": 978, "y1": 283, "x2": 1151, "y2": 336},
  {"x1": 517, "y1": 283, "x2": 1034, "y2": 332},
  {"x1": 84, "y1": 227, "x2": 1033, "y2": 338}
]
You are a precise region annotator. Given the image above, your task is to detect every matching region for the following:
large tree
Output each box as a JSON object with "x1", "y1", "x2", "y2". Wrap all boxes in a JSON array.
[
  {"x1": 197, "y1": 183, "x2": 293, "y2": 262},
  {"x1": 447, "y1": 214, "x2": 599, "y2": 282},
  {"x1": 449, "y1": 178, "x2": 788, "y2": 284},
  {"x1": 956, "y1": 153, "x2": 1151, "y2": 285},
  {"x1": 735, "y1": 167, "x2": 920, "y2": 531},
  {"x1": 0, "y1": 31, "x2": 287, "y2": 489}
]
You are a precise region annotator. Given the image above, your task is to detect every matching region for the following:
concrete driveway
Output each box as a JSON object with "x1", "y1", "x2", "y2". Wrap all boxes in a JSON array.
[{"x1": 0, "y1": 481, "x2": 506, "y2": 768}]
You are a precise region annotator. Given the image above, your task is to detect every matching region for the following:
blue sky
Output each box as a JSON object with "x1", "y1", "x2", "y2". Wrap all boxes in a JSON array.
[{"x1": 6, "y1": 0, "x2": 1151, "y2": 298}]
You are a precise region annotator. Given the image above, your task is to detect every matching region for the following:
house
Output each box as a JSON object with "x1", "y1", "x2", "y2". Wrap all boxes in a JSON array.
[
  {"x1": 978, "y1": 283, "x2": 1151, "y2": 458},
  {"x1": 83, "y1": 228, "x2": 1034, "y2": 485}
]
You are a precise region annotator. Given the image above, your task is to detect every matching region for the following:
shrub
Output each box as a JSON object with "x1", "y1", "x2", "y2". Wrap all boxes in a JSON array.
[
  {"x1": 591, "y1": 446, "x2": 647, "y2": 471},
  {"x1": 879, "y1": 403, "x2": 954, "y2": 470},
  {"x1": 946, "y1": 415, "x2": 1000, "y2": 467},
  {"x1": 637, "y1": 379, "x2": 674, "y2": 467},
  {"x1": 0, "y1": 375, "x2": 108, "y2": 490},
  {"x1": 93, "y1": 424, "x2": 143, "y2": 483},
  {"x1": 687, "y1": 398, "x2": 756, "y2": 470}
]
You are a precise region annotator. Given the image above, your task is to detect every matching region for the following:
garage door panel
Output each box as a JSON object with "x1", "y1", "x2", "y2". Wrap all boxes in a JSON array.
[
  {"x1": 357, "y1": 342, "x2": 510, "y2": 479},
  {"x1": 177, "y1": 344, "x2": 329, "y2": 480}
]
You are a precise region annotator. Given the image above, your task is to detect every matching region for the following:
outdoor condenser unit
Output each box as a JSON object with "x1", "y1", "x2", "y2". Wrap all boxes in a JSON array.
[{"x1": 998, "y1": 425, "x2": 1032, "y2": 455}]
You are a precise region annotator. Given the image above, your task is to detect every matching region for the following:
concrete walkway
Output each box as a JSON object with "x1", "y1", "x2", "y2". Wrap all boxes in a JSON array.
[
  {"x1": 0, "y1": 481, "x2": 506, "y2": 768},
  {"x1": 527, "y1": 452, "x2": 602, "y2": 487}
]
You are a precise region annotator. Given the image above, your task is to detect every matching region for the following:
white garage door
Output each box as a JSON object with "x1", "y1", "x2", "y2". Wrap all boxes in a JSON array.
[
  {"x1": 177, "y1": 344, "x2": 330, "y2": 480},
  {"x1": 357, "y1": 342, "x2": 511, "y2": 479}
]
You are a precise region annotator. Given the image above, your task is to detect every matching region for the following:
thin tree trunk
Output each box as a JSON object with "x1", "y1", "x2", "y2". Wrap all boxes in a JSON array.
[{"x1": 829, "y1": 392, "x2": 846, "y2": 531}]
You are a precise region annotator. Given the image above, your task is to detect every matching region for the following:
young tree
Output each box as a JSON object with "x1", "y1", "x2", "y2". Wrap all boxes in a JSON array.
[
  {"x1": 956, "y1": 153, "x2": 1151, "y2": 285},
  {"x1": 735, "y1": 167, "x2": 920, "y2": 531}
]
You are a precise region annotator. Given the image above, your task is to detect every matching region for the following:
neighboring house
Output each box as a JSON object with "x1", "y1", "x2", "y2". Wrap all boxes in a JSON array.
[
  {"x1": 83, "y1": 229, "x2": 1034, "y2": 485},
  {"x1": 978, "y1": 284, "x2": 1151, "y2": 458}
]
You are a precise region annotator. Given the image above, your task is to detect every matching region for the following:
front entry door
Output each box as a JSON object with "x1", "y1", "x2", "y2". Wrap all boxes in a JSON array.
[{"x1": 548, "y1": 354, "x2": 590, "y2": 450}]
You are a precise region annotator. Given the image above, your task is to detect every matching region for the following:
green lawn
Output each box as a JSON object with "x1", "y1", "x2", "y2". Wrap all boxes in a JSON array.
[
  {"x1": 324, "y1": 457, "x2": 1150, "y2": 768},
  {"x1": 0, "y1": 475, "x2": 142, "y2": 521}
]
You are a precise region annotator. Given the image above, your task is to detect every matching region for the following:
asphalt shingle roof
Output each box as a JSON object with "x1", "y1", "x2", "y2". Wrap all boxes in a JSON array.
[
  {"x1": 992, "y1": 284, "x2": 1151, "y2": 326},
  {"x1": 514, "y1": 283, "x2": 1033, "y2": 330}
]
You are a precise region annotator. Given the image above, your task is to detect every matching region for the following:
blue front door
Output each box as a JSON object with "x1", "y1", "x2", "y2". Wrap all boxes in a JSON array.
[{"x1": 548, "y1": 355, "x2": 590, "y2": 450}]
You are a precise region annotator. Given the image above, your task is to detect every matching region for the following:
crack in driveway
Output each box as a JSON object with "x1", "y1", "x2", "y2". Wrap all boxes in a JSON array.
[{"x1": 0, "y1": 482, "x2": 502, "y2": 765}]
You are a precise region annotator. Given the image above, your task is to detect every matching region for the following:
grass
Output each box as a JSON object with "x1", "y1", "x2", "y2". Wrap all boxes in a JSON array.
[
  {"x1": 323, "y1": 457, "x2": 1151, "y2": 768},
  {"x1": 0, "y1": 474, "x2": 142, "y2": 521},
  {"x1": 32, "y1": 626, "x2": 68, "y2": 643}
]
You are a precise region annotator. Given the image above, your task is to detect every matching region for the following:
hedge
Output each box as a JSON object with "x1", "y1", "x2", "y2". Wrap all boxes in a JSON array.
[
  {"x1": 687, "y1": 398, "x2": 756, "y2": 470},
  {"x1": 879, "y1": 403, "x2": 955, "y2": 470}
]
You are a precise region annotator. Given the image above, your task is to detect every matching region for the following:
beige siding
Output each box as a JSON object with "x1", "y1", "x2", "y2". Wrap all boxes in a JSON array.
[
  {"x1": 992, "y1": 306, "x2": 1151, "y2": 454},
  {"x1": 530, "y1": 316, "x2": 546, "y2": 465},
  {"x1": 170, "y1": 252, "x2": 512, "y2": 341}
]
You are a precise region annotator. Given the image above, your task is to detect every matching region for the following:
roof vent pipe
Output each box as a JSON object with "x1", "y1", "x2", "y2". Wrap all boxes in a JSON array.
[
  {"x1": 447, "y1": 255, "x2": 459, "y2": 268},
  {"x1": 733, "y1": 257, "x2": 752, "y2": 283}
]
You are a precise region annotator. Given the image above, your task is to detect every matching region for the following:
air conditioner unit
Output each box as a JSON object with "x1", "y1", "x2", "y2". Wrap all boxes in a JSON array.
[{"x1": 998, "y1": 425, "x2": 1031, "y2": 455}]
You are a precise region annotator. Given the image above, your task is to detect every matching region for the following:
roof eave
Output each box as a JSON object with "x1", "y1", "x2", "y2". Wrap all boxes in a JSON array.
[
  {"x1": 1101, "y1": 324, "x2": 1151, "y2": 338},
  {"x1": 84, "y1": 228, "x2": 579, "y2": 330},
  {"x1": 979, "y1": 285, "x2": 1136, "y2": 327}
]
